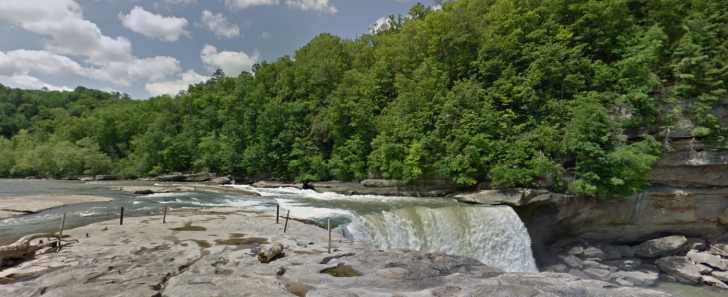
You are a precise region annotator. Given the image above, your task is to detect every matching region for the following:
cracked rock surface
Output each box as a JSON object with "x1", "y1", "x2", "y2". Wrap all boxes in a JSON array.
[{"x1": 0, "y1": 209, "x2": 672, "y2": 296}]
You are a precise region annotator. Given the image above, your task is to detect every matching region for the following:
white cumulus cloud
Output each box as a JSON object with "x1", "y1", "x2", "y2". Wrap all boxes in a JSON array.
[
  {"x1": 285, "y1": 0, "x2": 337, "y2": 14},
  {"x1": 224, "y1": 0, "x2": 279, "y2": 10},
  {"x1": 200, "y1": 45, "x2": 260, "y2": 77},
  {"x1": 119, "y1": 6, "x2": 190, "y2": 42},
  {"x1": 0, "y1": 0, "x2": 184, "y2": 94},
  {"x1": 145, "y1": 70, "x2": 207, "y2": 96},
  {"x1": 199, "y1": 10, "x2": 240, "y2": 39}
]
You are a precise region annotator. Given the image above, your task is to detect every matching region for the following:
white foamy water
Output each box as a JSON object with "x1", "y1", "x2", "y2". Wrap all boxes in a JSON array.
[{"x1": 345, "y1": 205, "x2": 538, "y2": 272}]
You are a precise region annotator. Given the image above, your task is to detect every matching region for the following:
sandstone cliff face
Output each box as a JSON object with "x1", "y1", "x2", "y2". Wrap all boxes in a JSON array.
[{"x1": 513, "y1": 136, "x2": 728, "y2": 247}]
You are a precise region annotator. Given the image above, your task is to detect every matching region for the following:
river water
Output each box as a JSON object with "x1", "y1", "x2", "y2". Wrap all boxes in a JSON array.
[{"x1": 0, "y1": 179, "x2": 537, "y2": 272}]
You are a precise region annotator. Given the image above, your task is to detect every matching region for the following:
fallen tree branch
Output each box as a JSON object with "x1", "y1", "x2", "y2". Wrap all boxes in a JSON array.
[{"x1": 0, "y1": 233, "x2": 59, "y2": 261}]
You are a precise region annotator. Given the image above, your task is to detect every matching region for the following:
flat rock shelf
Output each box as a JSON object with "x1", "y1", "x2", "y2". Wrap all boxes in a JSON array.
[
  {"x1": 0, "y1": 195, "x2": 115, "y2": 219},
  {"x1": 0, "y1": 208, "x2": 672, "y2": 297}
]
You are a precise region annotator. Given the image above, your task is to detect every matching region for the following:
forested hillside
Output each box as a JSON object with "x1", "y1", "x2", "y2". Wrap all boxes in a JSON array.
[{"x1": 1, "y1": 0, "x2": 726, "y2": 199}]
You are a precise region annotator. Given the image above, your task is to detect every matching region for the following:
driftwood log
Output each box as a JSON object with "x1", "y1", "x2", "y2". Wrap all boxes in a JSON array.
[
  {"x1": 257, "y1": 243, "x2": 283, "y2": 263},
  {"x1": 0, "y1": 233, "x2": 59, "y2": 265}
]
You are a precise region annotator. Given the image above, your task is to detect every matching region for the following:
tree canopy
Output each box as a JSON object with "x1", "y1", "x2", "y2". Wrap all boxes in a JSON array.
[{"x1": 1, "y1": 0, "x2": 726, "y2": 200}]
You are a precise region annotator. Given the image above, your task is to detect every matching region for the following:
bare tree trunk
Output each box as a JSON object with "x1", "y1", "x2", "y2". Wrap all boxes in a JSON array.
[{"x1": 0, "y1": 233, "x2": 59, "y2": 263}]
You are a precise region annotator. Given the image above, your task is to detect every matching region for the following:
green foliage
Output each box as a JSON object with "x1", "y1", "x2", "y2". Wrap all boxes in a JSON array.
[{"x1": 1, "y1": 0, "x2": 725, "y2": 199}]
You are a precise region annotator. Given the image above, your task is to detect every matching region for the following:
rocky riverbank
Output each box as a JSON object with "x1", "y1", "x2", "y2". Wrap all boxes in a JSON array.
[{"x1": 0, "y1": 209, "x2": 672, "y2": 296}]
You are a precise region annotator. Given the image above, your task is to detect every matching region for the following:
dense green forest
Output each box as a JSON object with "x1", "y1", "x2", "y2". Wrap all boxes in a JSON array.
[{"x1": 1, "y1": 0, "x2": 726, "y2": 199}]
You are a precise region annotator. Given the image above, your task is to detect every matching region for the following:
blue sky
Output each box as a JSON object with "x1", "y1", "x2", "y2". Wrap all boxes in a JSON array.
[{"x1": 0, "y1": 0, "x2": 435, "y2": 99}]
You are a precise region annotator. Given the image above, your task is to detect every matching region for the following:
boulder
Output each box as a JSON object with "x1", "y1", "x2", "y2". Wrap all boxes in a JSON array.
[
  {"x1": 582, "y1": 247, "x2": 606, "y2": 260},
  {"x1": 713, "y1": 270, "x2": 728, "y2": 282},
  {"x1": 601, "y1": 245, "x2": 622, "y2": 260},
  {"x1": 568, "y1": 246, "x2": 584, "y2": 255},
  {"x1": 614, "y1": 270, "x2": 659, "y2": 286},
  {"x1": 157, "y1": 173, "x2": 186, "y2": 182},
  {"x1": 604, "y1": 258, "x2": 642, "y2": 271},
  {"x1": 562, "y1": 255, "x2": 583, "y2": 269},
  {"x1": 583, "y1": 268, "x2": 612, "y2": 282},
  {"x1": 617, "y1": 245, "x2": 635, "y2": 258},
  {"x1": 634, "y1": 235, "x2": 688, "y2": 258},
  {"x1": 687, "y1": 250, "x2": 728, "y2": 270},
  {"x1": 701, "y1": 275, "x2": 728, "y2": 289},
  {"x1": 453, "y1": 188, "x2": 548, "y2": 206},
  {"x1": 254, "y1": 181, "x2": 305, "y2": 189},
  {"x1": 656, "y1": 256, "x2": 704, "y2": 284},
  {"x1": 210, "y1": 176, "x2": 232, "y2": 185}
]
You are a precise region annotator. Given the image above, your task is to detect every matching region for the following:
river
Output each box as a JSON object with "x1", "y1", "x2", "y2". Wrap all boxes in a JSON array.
[{"x1": 0, "y1": 179, "x2": 537, "y2": 273}]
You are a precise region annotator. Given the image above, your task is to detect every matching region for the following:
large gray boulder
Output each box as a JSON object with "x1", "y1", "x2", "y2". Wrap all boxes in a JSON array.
[
  {"x1": 634, "y1": 235, "x2": 688, "y2": 258},
  {"x1": 687, "y1": 250, "x2": 728, "y2": 270},
  {"x1": 563, "y1": 255, "x2": 584, "y2": 269},
  {"x1": 656, "y1": 256, "x2": 704, "y2": 284}
]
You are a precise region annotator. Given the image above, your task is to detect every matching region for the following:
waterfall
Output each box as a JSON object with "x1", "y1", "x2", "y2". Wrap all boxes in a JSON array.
[{"x1": 344, "y1": 205, "x2": 538, "y2": 272}]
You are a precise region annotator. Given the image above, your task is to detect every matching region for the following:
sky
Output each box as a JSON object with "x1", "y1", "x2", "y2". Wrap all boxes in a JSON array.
[{"x1": 0, "y1": 0, "x2": 434, "y2": 99}]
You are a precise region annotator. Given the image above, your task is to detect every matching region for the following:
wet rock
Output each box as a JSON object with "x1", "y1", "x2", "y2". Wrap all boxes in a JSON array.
[
  {"x1": 634, "y1": 235, "x2": 688, "y2": 258},
  {"x1": 583, "y1": 268, "x2": 612, "y2": 282},
  {"x1": 687, "y1": 250, "x2": 728, "y2": 270},
  {"x1": 562, "y1": 255, "x2": 583, "y2": 269},
  {"x1": 656, "y1": 256, "x2": 704, "y2": 284},
  {"x1": 701, "y1": 275, "x2": 728, "y2": 289},
  {"x1": 568, "y1": 246, "x2": 584, "y2": 255},
  {"x1": 604, "y1": 258, "x2": 642, "y2": 271},
  {"x1": 614, "y1": 270, "x2": 659, "y2": 286},
  {"x1": 582, "y1": 247, "x2": 606, "y2": 260},
  {"x1": 617, "y1": 245, "x2": 635, "y2": 258}
]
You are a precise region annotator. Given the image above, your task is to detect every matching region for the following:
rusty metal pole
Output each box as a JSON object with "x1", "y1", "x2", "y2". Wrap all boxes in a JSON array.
[
  {"x1": 283, "y1": 210, "x2": 290, "y2": 233},
  {"x1": 163, "y1": 205, "x2": 168, "y2": 223},
  {"x1": 120, "y1": 206, "x2": 124, "y2": 225}
]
